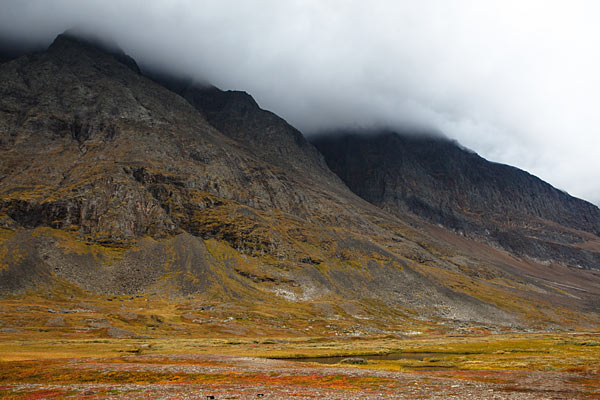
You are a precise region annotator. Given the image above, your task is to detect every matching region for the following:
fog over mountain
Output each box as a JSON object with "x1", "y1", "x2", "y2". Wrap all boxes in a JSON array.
[{"x1": 1, "y1": 0, "x2": 599, "y2": 204}]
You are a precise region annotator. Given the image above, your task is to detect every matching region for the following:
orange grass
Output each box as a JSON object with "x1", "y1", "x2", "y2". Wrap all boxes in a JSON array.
[{"x1": 0, "y1": 360, "x2": 395, "y2": 391}]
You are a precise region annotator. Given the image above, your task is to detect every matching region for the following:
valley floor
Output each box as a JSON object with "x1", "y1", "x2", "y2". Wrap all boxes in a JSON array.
[
  {"x1": 1, "y1": 332, "x2": 599, "y2": 399},
  {"x1": 0, "y1": 293, "x2": 599, "y2": 398}
]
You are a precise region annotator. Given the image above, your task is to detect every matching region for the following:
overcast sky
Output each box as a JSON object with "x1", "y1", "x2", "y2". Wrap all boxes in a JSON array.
[{"x1": 1, "y1": 0, "x2": 599, "y2": 204}]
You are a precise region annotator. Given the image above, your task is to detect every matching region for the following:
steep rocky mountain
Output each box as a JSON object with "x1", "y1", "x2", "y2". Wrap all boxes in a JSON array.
[
  {"x1": 311, "y1": 131, "x2": 600, "y2": 270},
  {"x1": 1, "y1": 32, "x2": 599, "y2": 332}
]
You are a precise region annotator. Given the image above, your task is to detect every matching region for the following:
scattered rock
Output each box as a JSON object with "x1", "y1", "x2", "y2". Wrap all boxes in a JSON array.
[
  {"x1": 61, "y1": 308, "x2": 94, "y2": 313},
  {"x1": 0, "y1": 328, "x2": 21, "y2": 333},
  {"x1": 150, "y1": 315, "x2": 163, "y2": 324},
  {"x1": 47, "y1": 317, "x2": 66, "y2": 327},
  {"x1": 116, "y1": 311, "x2": 139, "y2": 321},
  {"x1": 78, "y1": 303, "x2": 100, "y2": 312},
  {"x1": 87, "y1": 319, "x2": 111, "y2": 329},
  {"x1": 107, "y1": 326, "x2": 137, "y2": 339},
  {"x1": 181, "y1": 313, "x2": 198, "y2": 321}
]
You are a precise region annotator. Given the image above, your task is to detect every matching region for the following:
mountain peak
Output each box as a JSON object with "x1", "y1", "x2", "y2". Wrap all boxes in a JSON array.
[{"x1": 48, "y1": 30, "x2": 140, "y2": 74}]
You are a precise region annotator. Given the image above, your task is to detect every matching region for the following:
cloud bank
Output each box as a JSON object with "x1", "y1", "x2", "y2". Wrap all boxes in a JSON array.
[{"x1": 1, "y1": 0, "x2": 599, "y2": 204}]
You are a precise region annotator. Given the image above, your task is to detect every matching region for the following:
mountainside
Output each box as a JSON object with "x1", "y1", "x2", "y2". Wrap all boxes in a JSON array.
[
  {"x1": 148, "y1": 74, "x2": 335, "y2": 180},
  {"x1": 311, "y1": 131, "x2": 600, "y2": 270},
  {"x1": 1, "y1": 32, "x2": 599, "y2": 334}
]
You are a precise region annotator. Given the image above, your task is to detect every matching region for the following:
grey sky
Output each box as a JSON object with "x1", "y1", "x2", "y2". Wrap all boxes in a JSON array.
[{"x1": 1, "y1": 0, "x2": 599, "y2": 204}]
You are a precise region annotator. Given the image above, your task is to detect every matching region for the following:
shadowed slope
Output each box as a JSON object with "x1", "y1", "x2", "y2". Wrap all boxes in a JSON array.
[{"x1": 311, "y1": 131, "x2": 600, "y2": 269}]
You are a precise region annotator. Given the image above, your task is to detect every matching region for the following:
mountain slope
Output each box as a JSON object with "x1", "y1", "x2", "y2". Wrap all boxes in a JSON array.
[
  {"x1": 0, "y1": 33, "x2": 599, "y2": 332},
  {"x1": 151, "y1": 77, "x2": 335, "y2": 180},
  {"x1": 310, "y1": 131, "x2": 600, "y2": 270}
]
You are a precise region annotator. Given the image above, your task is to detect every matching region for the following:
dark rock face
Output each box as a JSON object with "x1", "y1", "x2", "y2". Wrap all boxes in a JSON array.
[{"x1": 311, "y1": 131, "x2": 600, "y2": 269}]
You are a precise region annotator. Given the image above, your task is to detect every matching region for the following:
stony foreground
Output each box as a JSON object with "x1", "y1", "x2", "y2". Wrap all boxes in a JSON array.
[{"x1": 1, "y1": 353, "x2": 599, "y2": 399}]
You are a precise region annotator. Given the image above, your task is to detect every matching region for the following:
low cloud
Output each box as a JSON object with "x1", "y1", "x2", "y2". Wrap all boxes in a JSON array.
[{"x1": 1, "y1": 0, "x2": 599, "y2": 204}]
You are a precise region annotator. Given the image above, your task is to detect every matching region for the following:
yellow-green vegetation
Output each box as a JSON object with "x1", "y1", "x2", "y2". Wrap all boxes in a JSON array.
[
  {"x1": 0, "y1": 227, "x2": 16, "y2": 243},
  {"x1": 0, "y1": 185, "x2": 55, "y2": 201},
  {"x1": 32, "y1": 227, "x2": 128, "y2": 266},
  {"x1": 0, "y1": 284, "x2": 421, "y2": 348},
  {"x1": 0, "y1": 331, "x2": 599, "y2": 376},
  {"x1": 420, "y1": 263, "x2": 598, "y2": 329},
  {"x1": 1, "y1": 288, "x2": 598, "y2": 374},
  {"x1": 0, "y1": 258, "x2": 599, "y2": 397}
]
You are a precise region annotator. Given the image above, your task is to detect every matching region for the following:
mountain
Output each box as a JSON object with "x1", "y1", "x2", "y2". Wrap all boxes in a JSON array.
[
  {"x1": 0, "y1": 32, "x2": 599, "y2": 332},
  {"x1": 310, "y1": 131, "x2": 600, "y2": 270}
]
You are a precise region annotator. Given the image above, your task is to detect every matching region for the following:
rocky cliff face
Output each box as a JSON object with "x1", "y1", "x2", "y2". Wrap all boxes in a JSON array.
[
  {"x1": 311, "y1": 131, "x2": 600, "y2": 269},
  {"x1": 1, "y1": 33, "x2": 599, "y2": 330}
]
